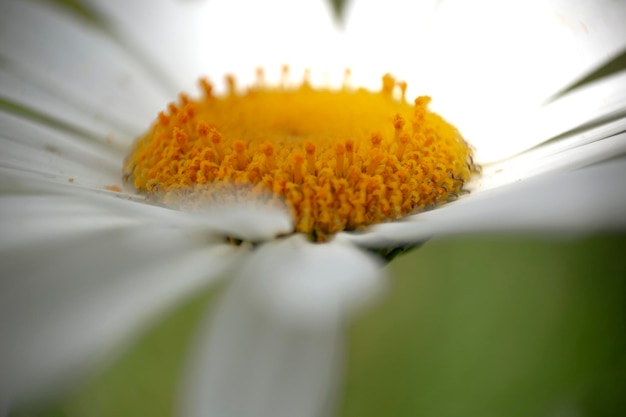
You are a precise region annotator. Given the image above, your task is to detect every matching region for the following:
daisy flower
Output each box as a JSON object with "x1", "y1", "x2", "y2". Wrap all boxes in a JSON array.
[{"x1": 1, "y1": 0, "x2": 625, "y2": 416}]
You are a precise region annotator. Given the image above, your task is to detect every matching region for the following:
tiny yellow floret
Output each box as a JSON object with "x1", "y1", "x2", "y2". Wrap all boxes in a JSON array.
[{"x1": 124, "y1": 70, "x2": 479, "y2": 240}]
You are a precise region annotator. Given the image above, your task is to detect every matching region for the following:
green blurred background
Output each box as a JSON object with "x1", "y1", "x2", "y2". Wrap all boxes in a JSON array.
[{"x1": 15, "y1": 234, "x2": 626, "y2": 417}]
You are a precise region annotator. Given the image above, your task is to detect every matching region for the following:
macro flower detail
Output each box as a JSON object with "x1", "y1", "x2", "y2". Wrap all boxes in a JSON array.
[
  {"x1": 1, "y1": 0, "x2": 626, "y2": 416},
  {"x1": 124, "y1": 71, "x2": 477, "y2": 239}
]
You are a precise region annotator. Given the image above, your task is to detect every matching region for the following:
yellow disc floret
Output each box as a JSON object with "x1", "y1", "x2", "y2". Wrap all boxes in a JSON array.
[{"x1": 124, "y1": 69, "x2": 479, "y2": 240}]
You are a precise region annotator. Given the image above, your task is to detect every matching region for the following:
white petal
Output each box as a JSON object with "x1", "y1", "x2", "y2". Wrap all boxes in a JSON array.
[
  {"x1": 185, "y1": 202, "x2": 294, "y2": 242},
  {"x1": 546, "y1": 0, "x2": 626, "y2": 88},
  {"x1": 0, "y1": 0, "x2": 168, "y2": 138},
  {"x1": 473, "y1": 71, "x2": 626, "y2": 163},
  {"x1": 341, "y1": 157, "x2": 626, "y2": 248},
  {"x1": 343, "y1": 0, "x2": 440, "y2": 89},
  {"x1": 239, "y1": 235, "x2": 386, "y2": 327},
  {"x1": 476, "y1": 129, "x2": 626, "y2": 190},
  {"x1": 85, "y1": 0, "x2": 342, "y2": 93},
  {"x1": 180, "y1": 235, "x2": 385, "y2": 417},
  {"x1": 0, "y1": 111, "x2": 124, "y2": 189},
  {"x1": 0, "y1": 168, "x2": 291, "y2": 402},
  {"x1": 419, "y1": 0, "x2": 626, "y2": 118},
  {"x1": 82, "y1": 0, "x2": 214, "y2": 94},
  {"x1": 1, "y1": 167, "x2": 295, "y2": 247},
  {"x1": 182, "y1": 289, "x2": 343, "y2": 417},
  {"x1": 0, "y1": 67, "x2": 123, "y2": 141},
  {"x1": 0, "y1": 202, "x2": 243, "y2": 404},
  {"x1": 0, "y1": 194, "x2": 141, "y2": 251}
]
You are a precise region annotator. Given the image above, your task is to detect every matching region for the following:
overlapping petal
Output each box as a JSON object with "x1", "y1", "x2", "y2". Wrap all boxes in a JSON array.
[
  {"x1": 0, "y1": 194, "x2": 242, "y2": 404},
  {"x1": 0, "y1": 0, "x2": 167, "y2": 139}
]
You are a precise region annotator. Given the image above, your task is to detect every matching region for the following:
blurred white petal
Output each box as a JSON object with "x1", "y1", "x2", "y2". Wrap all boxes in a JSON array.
[
  {"x1": 0, "y1": 68, "x2": 122, "y2": 141},
  {"x1": 181, "y1": 235, "x2": 385, "y2": 417},
  {"x1": 84, "y1": 0, "x2": 341, "y2": 93},
  {"x1": 0, "y1": 172, "x2": 293, "y2": 406},
  {"x1": 240, "y1": 235, "x2": 386, "y2": 327},
  {"x1": 413, "y1": 0, "x2": 626, "y2": 152},
  {"x1": 341, "y1": 0, "x2": 441, "y2": 89},
  {"x1": 0, "y1": 167, "x2": 294, "y2": 248},
  {"x1": 340, "y1": 157, "x2": 626, "y2": 248},
  {"x1": 433, "y1": 0, "x2": 626, "y2": 101},
  {"x1": 0, "y1": 111, "x2": 123, "y2": 189},
  {"x1": 188, "y1": 203, "x2": 294, "y2": 242},
  {"x1": 0, "y1": 207, "x2": 243, "y2": 404},
  {"x1": 474, "y1": 70, "x2": 626, "y2": 163},
  {"x1": 0, "y1": 0, "x2": 167, "y2": 138},
  {"x1": 477, "y1": 128, "x2": 626, "y2": 190},
  {"x1": 0, "y1": 194, "x2": 140, "y2": 251},
  {"x1": 80, "y1": 0, "x2": 212, "y2": 95}
]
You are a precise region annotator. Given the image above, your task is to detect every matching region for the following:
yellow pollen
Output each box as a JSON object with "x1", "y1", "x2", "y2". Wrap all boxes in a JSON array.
[{"x1": 124, "y1": 70, "x2": 479, "y2": 240}]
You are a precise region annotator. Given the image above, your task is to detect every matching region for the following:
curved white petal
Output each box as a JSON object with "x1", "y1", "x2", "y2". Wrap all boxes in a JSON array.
[
  {"x1": 477, "y1": 129, "x2": 626, "y2": 190},
  {"x1": 0, "y1": 196, "x2": 243, "y2": 405},
  {"x1": 474, "y1": 71, "x2": 626, "y2": 163},
  {"x1": 180, "y1": 235, "x2": 385, "y2": 417},
  {"x1": 0, "y1": 0, "x2": 168, "y2": 138},
  {"x1": 341, "y1": 157, "x2": 626, "y2": 248}
]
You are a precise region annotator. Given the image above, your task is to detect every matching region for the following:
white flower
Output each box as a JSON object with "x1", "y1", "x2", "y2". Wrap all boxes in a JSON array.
[{"x1": 0, "y1": 0, "x2": 625, "y2": 416}]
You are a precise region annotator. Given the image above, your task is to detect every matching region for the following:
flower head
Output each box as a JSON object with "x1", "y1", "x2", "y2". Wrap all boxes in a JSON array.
[
  {"x1": 1, "y1": 0, "x2": 626, "y2": 416},
  {"x1": 124, "y1": 71, "x2": 477, "y2": 239}
]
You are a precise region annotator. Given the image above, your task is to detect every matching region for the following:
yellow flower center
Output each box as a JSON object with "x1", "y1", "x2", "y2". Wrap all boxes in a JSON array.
[{"x1": 124, "y1": 69, "x2": 478, "y2": 240}]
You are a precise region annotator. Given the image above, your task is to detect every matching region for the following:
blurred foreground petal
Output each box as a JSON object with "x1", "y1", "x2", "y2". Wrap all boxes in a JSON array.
[
  {"x1": 0, "y1": 193, "x2": 244, "y2": 406},
  {"x1": 181, "y1": 235, "x2": 385, "y2": 417},
  {"x1": 0, "y1": 0, "x2": 167, "y2": 138}
]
